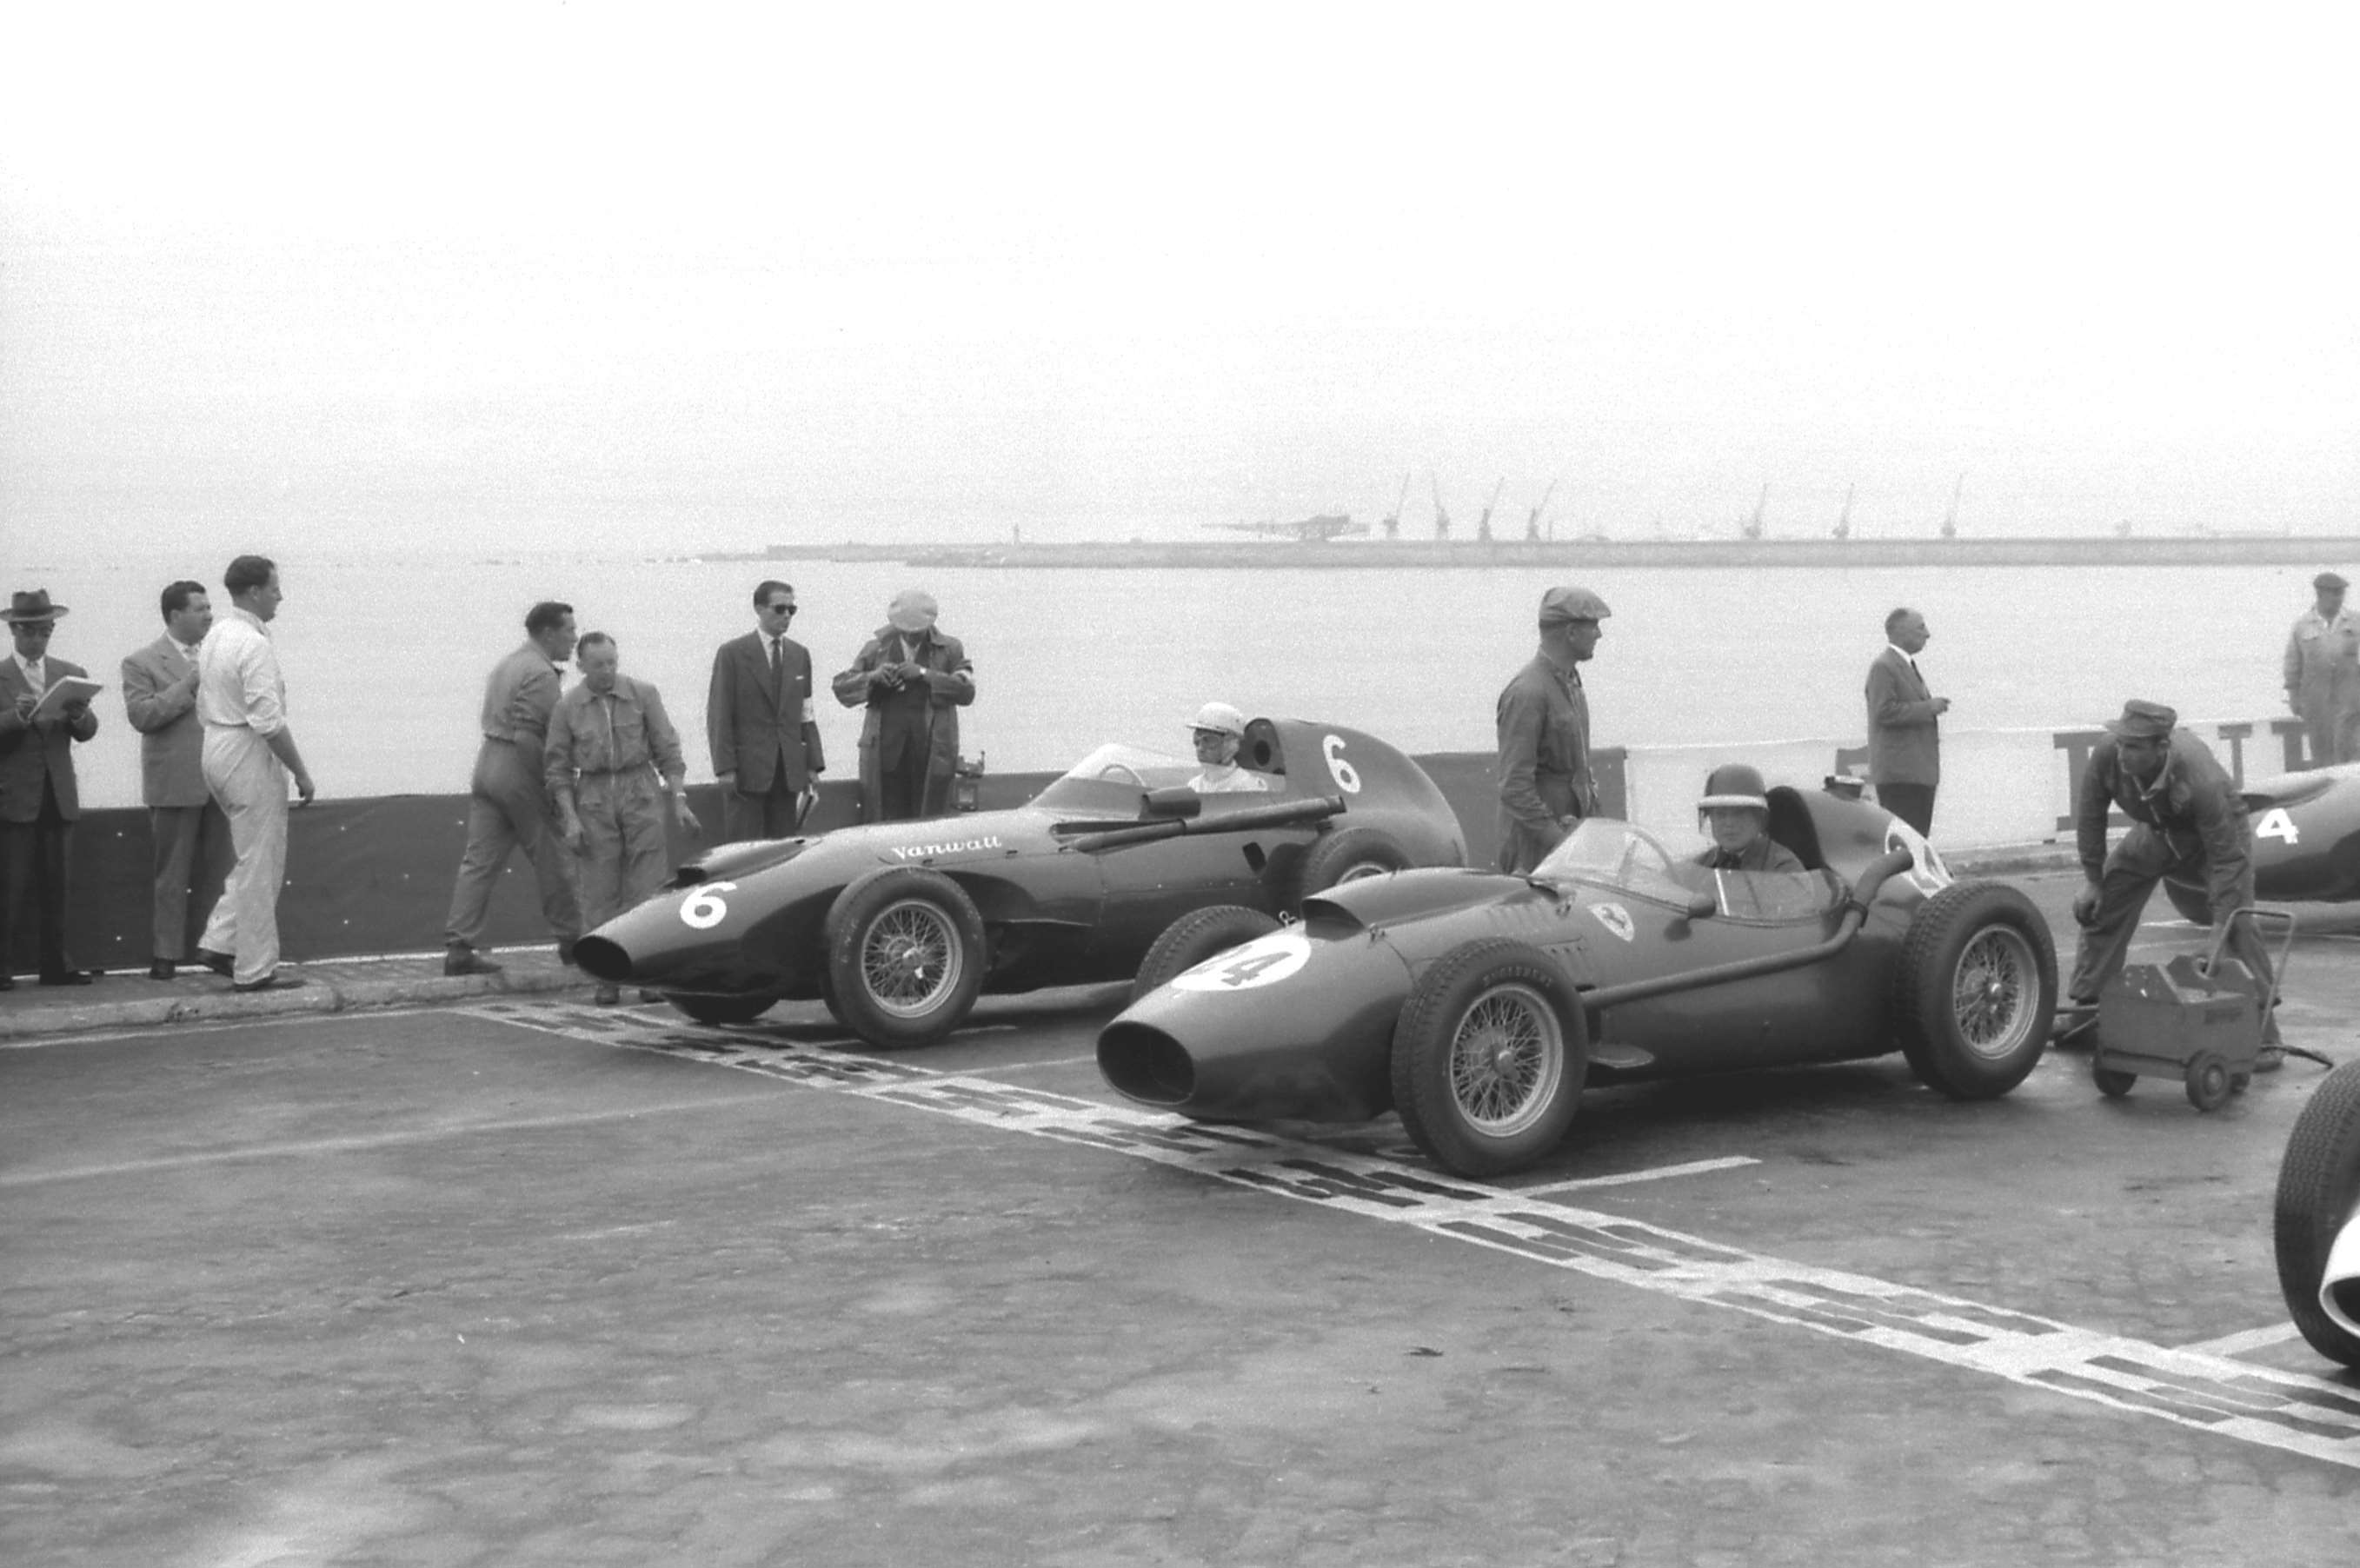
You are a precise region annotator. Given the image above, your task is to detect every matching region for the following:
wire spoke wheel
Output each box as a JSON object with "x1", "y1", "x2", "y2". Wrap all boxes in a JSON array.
[
  {"x1": 861, "y1": 898, "x2": 963, "y2": 1016},
  {"x1": 1951, "y1": 925, "x2": 2039, "y2": 1060},
  {"x1": 1446, "y1": 983, "x2": 1566, "y2": 1137}
]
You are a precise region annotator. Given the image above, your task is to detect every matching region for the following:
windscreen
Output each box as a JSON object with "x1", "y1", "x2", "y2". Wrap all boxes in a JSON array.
[{"x1": 1029, "y1": 742, "x2": 1201, "y2": 812}]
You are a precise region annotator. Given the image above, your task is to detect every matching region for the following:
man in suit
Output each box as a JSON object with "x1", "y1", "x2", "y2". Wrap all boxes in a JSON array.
[
  {"x1": 832, "y1": 589, "x2": 974, "y2": 822},
  {"x1": 708, "y1": 580, "x2": 826, "y2": 842},
  {"x1": 123, "y1": 580, "x2": 231, "y2": 979},
  {"x1": 0, "y1": 588, "x2": 102, "y2": 988},
  {"x1": 2284, "y1": 569, "x2": 2360, "y2": 766},
  {"x1": 443, "y1": 601, "x2": 584, "y2": 975},
  {"x1": 1865, "y1": 607, "x2": 1949, "y2": 838}
]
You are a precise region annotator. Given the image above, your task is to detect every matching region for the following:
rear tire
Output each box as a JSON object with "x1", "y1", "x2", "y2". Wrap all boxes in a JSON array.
[
  {"x1": 668, "y1": 993, "x2": 776, "y2": 1027},
  {"x1": 2161, "y1": 879, "x2": 2212, "y2": 926},
  {"x1": 1893, "y1": 882, "x2": 2057, "y2": 1100},
  {"x1": 2273, "y1": 1059, "x2": 2360, "y2": 1369},
  {"x1": 1130, "y1": 906, "x2": 1282, "y2": 1004},
  {"x1": 1285, "y1": 827, "x2": 1411, "y2": 911},
  {"x1": 823, "y1": 867, "x2": 988, "y2": 1047},
  {"x1": 1389, "y1": 939, "x2": 1586, "y2": 1178}
]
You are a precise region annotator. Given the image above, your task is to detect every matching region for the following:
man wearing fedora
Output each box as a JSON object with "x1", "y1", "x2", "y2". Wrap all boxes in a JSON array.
[
  {"x1": 2064, "y1": 700, "x2": 2282, "y2": 1071},
  {"x1": 832, "y1": 589, "x2": 974, "y2": 822},
  {"x1": 0, "y1": 589, "x2": 102, "y2": 988},
  {"x1": 2284, "y1": 569, "x2": 2360, "y2": 767}
]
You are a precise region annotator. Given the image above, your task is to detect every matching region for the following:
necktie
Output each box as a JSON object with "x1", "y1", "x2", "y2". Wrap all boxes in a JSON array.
[{"x1": 769, "y1": 636, "x2": 783, "y2": 690}]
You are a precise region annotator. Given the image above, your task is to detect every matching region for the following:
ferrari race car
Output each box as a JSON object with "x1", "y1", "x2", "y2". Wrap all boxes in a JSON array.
[
  {"x1": 1099, "y1": 780, "x2": 2059, "y2": 1177},
  {"x1": 2275, "y1": 1056, "x2": 2360, "y2": 1371},
  {"x1": 2164, "y1": 761, "x2": 2360, "y2": 923},
  {"x1": 575, "y1": 718, "x2": 1464, "y2": 1047}
]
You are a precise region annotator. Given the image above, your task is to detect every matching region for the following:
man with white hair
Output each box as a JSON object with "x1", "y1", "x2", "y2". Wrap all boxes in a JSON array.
[
  {"x1": 832, "y1": 589, "x2": 975, "y2": 822},
  {"x1": 1185, "y1": 702, "x2": 1268, "y2": 794}
]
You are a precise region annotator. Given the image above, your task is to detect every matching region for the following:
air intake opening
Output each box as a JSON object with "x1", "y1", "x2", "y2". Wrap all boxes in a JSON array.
[{"x1": 1097, "y1": 1023, "x2": 1196, "y2": 1104}]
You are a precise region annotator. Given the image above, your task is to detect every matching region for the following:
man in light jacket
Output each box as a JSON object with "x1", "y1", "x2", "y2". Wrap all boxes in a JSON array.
[{"x1": 123, "y1": 580, "x2": 230, "y2": 979}]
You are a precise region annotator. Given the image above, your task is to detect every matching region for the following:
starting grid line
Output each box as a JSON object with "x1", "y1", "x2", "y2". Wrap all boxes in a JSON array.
[{"x1": 461, "y1": 998, "x2": 2360, "y2": 1472}]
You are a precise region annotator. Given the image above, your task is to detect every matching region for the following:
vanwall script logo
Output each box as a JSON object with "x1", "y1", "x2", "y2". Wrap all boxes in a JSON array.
[{"x1": 891, "y1": 835, "x2": 1004, "y2": 861}]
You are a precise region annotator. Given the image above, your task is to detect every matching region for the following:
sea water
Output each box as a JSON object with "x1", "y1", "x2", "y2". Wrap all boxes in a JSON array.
[{"x1": 15, "y1": 552, "x2": 2333, "y2": 811}]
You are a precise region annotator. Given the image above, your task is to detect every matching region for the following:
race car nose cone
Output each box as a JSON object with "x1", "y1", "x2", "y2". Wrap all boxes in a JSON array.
[{"x1": 574, "y1": 935, "x2": 630, "y2": 982}]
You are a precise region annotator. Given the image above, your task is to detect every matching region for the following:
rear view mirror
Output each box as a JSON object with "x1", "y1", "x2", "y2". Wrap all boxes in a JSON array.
[
  {"x1": 1144, "y1": 787, "x2": 1203, "y2": 821},
  {"x1": 1685, "y1": 891, "x2": 1718, "y2": 920}
]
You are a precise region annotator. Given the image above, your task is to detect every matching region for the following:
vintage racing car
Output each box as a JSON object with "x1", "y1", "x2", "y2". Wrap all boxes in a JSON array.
[
  {"x1": 2164, "y1": 761, "x2": 2360, "y2": 922},
  {"x1": 574, "y1": 718, "x2": 1464, "y2": 1046},
  {"x1": 1098, "y1": 780, "x2": 2058, "y2": 1177}
]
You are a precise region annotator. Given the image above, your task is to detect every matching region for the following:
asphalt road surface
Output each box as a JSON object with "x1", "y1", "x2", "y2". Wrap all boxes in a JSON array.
[{"x1": 6, "y1": 869, "x2": 2360, "y2": 1566}]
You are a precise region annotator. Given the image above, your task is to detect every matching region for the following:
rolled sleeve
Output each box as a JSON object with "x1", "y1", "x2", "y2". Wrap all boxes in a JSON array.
[{"x1": 238, "y1": 641, "x2": 288, "y2": 736}]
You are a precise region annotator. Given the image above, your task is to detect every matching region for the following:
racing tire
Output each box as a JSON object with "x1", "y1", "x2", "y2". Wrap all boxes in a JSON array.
[
  {"x1": 2272, "y1": 1058, "x2": 2360, "y2": 1369},
  {"x1": 1286, "y1": 827, "x2": 1413, "y2": 911},
  {"x1": 667, "y1": 993, "x2": 777, "y2": 1027},
  {"x1": 2161, "y1": 878, "x2": 2212, "y2": 926},
  {"x1": 1892, "y1": 882, "x2": 2058, "y2": 1100},
  {"x1": 1389, "y1": 938, "x2": 1586, "y2": 1178},
  {"x1": 823, "y1": 867, "x2": 988, "y2": 1048},
  {"x1": 1130, "y1": 906, "x2": 1283, "y2": 1005}
]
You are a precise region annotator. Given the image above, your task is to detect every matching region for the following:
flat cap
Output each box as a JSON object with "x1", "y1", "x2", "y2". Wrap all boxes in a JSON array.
[
  {"x1": 1539, "y1": 585, "x2": 1611, "y2": 625},
  {"x1": 2104, "y1": 699, "x2": 2178, "y2": 739},
  {"x1": 887, "y1": 588, "x2": 939, "y2": 635},
  {"x1": 2317, "y1": 570, "x2": 2350, "y2": 592}
]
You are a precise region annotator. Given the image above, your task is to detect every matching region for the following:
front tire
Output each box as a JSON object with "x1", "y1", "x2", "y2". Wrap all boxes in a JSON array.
[
  {"x1": 667, "y1": 993, "x2": 776, "y2": 1027},
  {"x1": 2274, "y1": 1059, "x2": 2360, "y2": 1369},
  {"x1": 823, "y1": 867, "x2": 988, "y2": 1047},
  {"x1": 1389, "y1": 939, "x2": 1586, "y2": 1178},
  {"x1": 1130, "y1": 906, "x2": 1282, "y2": 1004},
  {"x1": 1892, "y1": 882, "x2": 2057, "y2": 1099}
]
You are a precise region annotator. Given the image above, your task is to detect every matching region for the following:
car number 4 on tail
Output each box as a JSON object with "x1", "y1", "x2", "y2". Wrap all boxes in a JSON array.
[
  {"x1": 2257, "y1": 808, "x2": 2299, "y2": 845},
  {"x1": 1172, "y1": 930, "x2": 1312, "y2": 992}
]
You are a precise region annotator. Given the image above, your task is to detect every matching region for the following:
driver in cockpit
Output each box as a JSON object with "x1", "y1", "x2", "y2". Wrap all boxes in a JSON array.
[
  {"x1": 1187, "y1": 702, "x2": 1269, "y2": 794},
  {"x1": 1694, "y1": 763, "x2": 1805, "y2": 873}
]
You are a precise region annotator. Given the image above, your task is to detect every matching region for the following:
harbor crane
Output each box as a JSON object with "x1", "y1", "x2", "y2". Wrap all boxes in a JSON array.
[
  {"x1": 1526, "y1": 478, "x2": 1559, "y2": 541},
  {"x1": 1474, "y1": 477, "x2": 1505, "y2": 542},
  {"x1": 1741, "y1": 483, "x2": 1769, "y2": 540},
  {"x1": 1380, "y1": 471, "x2": 1409, "y2": 540},
  {"x1": 1833, "y1": 483, "x2": 1854, "y2": 541},
  {"x1": 1940, "y1": 472, "x2": 1964, "y2": 540},
  {"x1": 1432, "y1": 475, "x2": 1451, "y2": 540}
]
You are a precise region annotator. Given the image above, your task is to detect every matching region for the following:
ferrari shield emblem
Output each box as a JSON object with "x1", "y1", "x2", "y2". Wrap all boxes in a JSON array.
[
  {"x1": 1172, "y1": 930, "x2": 1312, "y2": 992},
  {"x1": 1589, "y1": 902, "x2": 1636, "y2": 942}
]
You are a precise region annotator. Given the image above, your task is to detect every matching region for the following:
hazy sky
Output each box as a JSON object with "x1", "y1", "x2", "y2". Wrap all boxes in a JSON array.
[{"x1": 4, "y1": 3, "x2": 2355, "y2": 555}]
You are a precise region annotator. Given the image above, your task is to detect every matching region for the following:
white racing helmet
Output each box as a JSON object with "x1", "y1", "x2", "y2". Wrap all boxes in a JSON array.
[{"x1": 1189, "y1": 701, "x2": 1247, "y2": 738}]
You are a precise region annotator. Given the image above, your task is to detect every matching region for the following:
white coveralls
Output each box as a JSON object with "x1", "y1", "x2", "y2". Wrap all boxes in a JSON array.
[{"x1": 194, "y1": 608, "x2": 291, "y2": 986}]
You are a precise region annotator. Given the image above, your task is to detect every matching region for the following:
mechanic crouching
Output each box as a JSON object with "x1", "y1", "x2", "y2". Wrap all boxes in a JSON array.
[
  {"x1": 1692, "y1": 764, "x2": 1805, "y2": 873},
  {"x1": 2064, "y1": 700, "x2": 2282, "y2": 1072},
  {"x1": 1186, "y1": 702, "x2": 1268, "y2": 794}
]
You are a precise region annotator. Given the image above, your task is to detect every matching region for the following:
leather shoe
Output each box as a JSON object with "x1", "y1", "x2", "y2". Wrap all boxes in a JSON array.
[
  {"x1": 444, "y1": 944, "x2": 503, "y2": 977},
  {"x1": 593, "y1": 983, "x2": 622, "y2": 1007},
  {"x1": 0, "y1": 974, "x2": 15, "y2": 992},
  {"x1": 557, "y1": 938, "x2": 580, "y2": 967},
  {"x1": 40, "y1": 969, "x2": 96, "y2": 987},
  {"x1": 229, "y1": 972, "x2": 307, "y2": 993},
  {"x1": 149, "y1": 960, "x2": 178, "y2": 980},
  {"x1": 192, "y1": 948, "x2": 236, "y2": 977}
]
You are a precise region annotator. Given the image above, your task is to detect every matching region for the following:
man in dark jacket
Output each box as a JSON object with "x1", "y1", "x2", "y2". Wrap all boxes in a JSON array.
[
  {"x1": 1865, "y1": 607, "x2": 1949, "y2": 836},
  {"x1": 2066, "y1": 699, "x2": 2282, "y2": 1071},
  {"x1": 708, "y1": 581, "x2": 826, "y2": 842},
  {"x1": 0, "y1": 589, "x2": 101, "y2": 987},
  {"x1": 1494, "y1": 585, "x2": 1608, "y2": 874},
  {"x1": 832, "y1": 589, "x2": 974, "y2": 822}
]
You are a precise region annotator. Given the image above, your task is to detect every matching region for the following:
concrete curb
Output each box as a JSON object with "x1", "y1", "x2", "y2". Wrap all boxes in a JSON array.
[{"x1": 0, "y1": 964, "x2": 594, "y2": 1043}]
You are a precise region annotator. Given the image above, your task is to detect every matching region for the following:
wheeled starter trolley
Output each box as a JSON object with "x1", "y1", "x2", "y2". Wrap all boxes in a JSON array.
[{"x1": 2089, "y1": 907, "x2": 2294, "y2": 1111}]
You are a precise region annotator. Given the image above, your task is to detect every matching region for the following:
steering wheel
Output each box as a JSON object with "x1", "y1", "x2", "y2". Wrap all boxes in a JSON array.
[{"x1": 1095, "y1": 762, "x2": 1147, "y2": 787}]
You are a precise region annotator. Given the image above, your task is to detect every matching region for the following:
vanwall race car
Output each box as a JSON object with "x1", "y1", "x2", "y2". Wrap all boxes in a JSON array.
[
  {"x1": 1098, "y1": 778, "x2": 2061, "y2": 1178},
  {"x1": 2164, "y1": 761, "x2": 2360, "y2": 923},
  {"x1": 575, "y1": 718, "x2": 1465, "y2": 1047}
]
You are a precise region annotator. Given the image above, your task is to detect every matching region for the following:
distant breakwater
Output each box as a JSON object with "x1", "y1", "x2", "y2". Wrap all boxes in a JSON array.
[{"x1": 761, "y1": 536, "x2": 2360, "y2": 571}]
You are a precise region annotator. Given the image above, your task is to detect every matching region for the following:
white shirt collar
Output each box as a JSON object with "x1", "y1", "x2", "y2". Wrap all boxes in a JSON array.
[
  {"x1": 1887, "y1": 642, "x2": 1920, "y2": 661},
  {"x1": 13, "y1": 650, "x2": 43, "y2": 683}
]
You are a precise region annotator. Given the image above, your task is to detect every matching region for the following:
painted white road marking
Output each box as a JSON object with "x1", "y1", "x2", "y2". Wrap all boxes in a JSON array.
[
  {"x1": 2179, "y1": 1322, "x2": 2307, "y2": 1359},
  {"x1": 1518, "y1": 1156, "x2": 1762, "y2": 1194},
  {"x1": 462, "y1": 999, "x2": 2360, "y2": 1472}
]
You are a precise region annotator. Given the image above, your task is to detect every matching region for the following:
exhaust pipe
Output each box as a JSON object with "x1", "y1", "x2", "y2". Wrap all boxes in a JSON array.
[{"x1": 2323, "y1": 1212, "x2": 2360, "y2": 1339}]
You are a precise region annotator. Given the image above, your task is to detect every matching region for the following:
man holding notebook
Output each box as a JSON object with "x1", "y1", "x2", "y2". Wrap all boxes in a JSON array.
[{"x1": 0, "y1": 588, "x2": 102, "y2": 987}]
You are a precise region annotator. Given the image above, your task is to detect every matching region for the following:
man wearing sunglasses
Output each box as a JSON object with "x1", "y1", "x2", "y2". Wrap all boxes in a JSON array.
[
  {"x1": 0, "y1": 589, "x2": 102, "y2": 987},
  {"x1": 708, "y1": 581, "x2": 826, "y2": 842}
]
